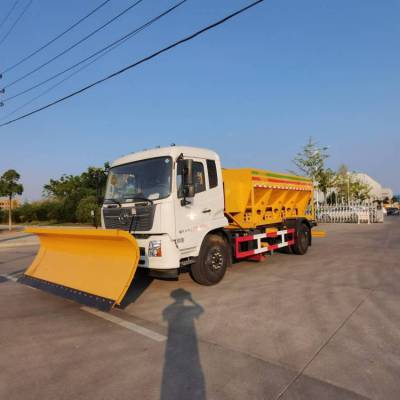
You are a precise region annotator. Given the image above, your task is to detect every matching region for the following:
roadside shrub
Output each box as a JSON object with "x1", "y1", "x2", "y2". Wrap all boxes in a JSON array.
[
  {"x1": 76, "y1": 196, "x2": 99, "y2": 225},
  {"x1": 17, "y1": 202, "x2": 37, "y2": 222},
  {"x1": 11, "y1": 207, "x2": 22, "y2": 223},
  {"x1": 0, "y1": 207, "x2": 21, "y2": 224},
  {"x1": 14, "y1": 199, "x2": 66, "y2": 223},
  {"x1": 46, "y1": 200, "x2": 65, "y2": 222}
]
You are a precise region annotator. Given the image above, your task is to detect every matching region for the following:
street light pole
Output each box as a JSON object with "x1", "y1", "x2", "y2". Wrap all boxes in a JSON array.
[{"x1": 347, "y1": 175, "x2": 350, "y2": 206}]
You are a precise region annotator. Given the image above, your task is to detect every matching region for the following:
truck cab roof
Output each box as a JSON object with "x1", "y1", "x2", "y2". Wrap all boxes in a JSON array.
[{"x1": 111, "y1": 145, "x2": 220, "y2": 167}]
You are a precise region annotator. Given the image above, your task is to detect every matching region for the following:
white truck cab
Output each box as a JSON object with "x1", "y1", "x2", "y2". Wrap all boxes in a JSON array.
[{"x1": 102, "y1": 146, "x2": 228, "y2": 279}]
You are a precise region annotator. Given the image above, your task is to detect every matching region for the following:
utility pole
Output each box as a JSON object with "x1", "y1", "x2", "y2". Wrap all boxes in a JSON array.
[{"x1": 8, "y1": 194, "x2": 12, "y2": 231}]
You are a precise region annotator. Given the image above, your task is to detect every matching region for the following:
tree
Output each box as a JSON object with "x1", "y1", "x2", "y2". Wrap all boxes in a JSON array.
[
  {"x1": 0, "y1": 169, "x2": 24, "y2": 231},
  {"x1": 335, "y1": 164, "x2": 350, "y2": 203},
  {"x1": 17, "y1": 202, "x2": 37, "y2": 223},
  {"x1": 76, "y1": 196, "x2": 100, "y2": 226},
  {"x1": 292, "y1": 137, "x2": 329, "y2": 181},
  {"x1": 326, "y1": 191, "x2": 337, "y2": 205},
  {"x1": 316, "y1": 168, "x2": 337, "y2": 204},
  {"x1": 43, "y1": 164, "x2": 108, "y2": 223},
  {"x1": 16, "y1": 199, "x2": 65, "y2": 223},
  {"x1": 334, "y1": 165, "x2": 371, "y2": 203},
  {"x1": 293, "y1": 137, "x2": 335, "y2": 203},
  {"x1": 350, "y1": 178, "x2": 371, "y2": 202}
]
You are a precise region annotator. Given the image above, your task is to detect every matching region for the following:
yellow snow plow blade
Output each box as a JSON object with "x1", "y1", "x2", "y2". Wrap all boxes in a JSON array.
[{"x1": 19, "y1": 228, "x2": 140, "y2": 310}]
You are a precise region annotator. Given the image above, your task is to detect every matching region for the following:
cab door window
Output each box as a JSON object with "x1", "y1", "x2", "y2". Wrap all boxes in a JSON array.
[
  {"x1": 192, "y1": 162, "x2": 206, "y2": 193},
  {"x1": 177, "y1": 160, "x2": 206, "y2": 197},
  {"x1": 206, "y1": 159, "x2": 218, "y2": 189}
]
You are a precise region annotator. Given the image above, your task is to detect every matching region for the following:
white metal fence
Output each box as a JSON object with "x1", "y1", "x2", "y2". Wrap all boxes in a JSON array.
[{"x1": 315, "y1": 203, "x2": 384, "y2": 223}]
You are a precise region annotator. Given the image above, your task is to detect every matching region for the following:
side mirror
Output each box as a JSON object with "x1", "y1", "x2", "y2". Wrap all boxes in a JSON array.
[
  {"x1": 181, "y1": 159, "x2": 195, "y2": 205},
  {"x1": 183, "y1": 183, "x2": 195, "y2": 198}
]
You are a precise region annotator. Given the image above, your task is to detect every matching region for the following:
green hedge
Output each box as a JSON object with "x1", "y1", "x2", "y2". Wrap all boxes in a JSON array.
[{"x1": 6, "y1": 197, "x2": 101, "y2": 225}]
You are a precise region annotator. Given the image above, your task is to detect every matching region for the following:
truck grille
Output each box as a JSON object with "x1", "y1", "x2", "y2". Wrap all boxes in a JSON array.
[{"x1": 103, "y1": 204, "x2": 156, "y2": 232}]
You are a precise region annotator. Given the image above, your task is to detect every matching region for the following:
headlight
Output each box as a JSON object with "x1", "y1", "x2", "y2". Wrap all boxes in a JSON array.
[{"x1": 148, "y1": 240, "x2": 162, "y2": 257}]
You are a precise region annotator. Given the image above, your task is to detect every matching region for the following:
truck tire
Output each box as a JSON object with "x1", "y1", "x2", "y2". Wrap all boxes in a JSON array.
[
  {"x1": 291, "y1": 223, "x2": 310, "y2": 255},
  {"x1": 190, "y1": 234, "x2": 229, "y2": 285}
]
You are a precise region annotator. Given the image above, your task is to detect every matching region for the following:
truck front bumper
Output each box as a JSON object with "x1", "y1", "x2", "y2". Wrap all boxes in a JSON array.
[{"x1": 134, "y1": 234, "x2": 181, "y2": 270}]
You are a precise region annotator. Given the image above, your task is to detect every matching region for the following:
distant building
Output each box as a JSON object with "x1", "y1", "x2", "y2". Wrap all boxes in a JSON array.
[
  {"x1": 0, "y1": 197, "x2": 20, "y2": 210},
  {"x1": 352, "y1": 173, "x2": 383, "y2": 201},
  {"x1": 314, "y1": 172, "x2": 391, "y2": 203},
  {"x1": 381, "y1": 187, "x2": 393, "y2": 201}
]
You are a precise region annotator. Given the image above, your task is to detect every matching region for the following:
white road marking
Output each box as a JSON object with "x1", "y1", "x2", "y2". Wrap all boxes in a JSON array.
[
  {"x1": 1, "y1": 274, "x2": 165, "y2": 342},
  {"x1": 81, "y1": 306, "x2": 166, "y2": 342},
  {"x1": 0, "y1": 240, "x2": 38, "y2": 249},
  {"x1": 1, "y1": 274, "x2": 19, "y2": 282}
]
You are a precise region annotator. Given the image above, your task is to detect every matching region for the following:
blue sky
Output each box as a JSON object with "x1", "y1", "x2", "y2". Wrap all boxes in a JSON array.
[{"x1": 0, "y1": 0, "x2": 399, "y2": 200}]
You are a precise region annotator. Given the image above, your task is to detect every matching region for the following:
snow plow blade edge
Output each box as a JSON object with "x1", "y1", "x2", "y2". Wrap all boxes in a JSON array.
[{"x1": 19, "y1": 228, "x2": 140, "y2": 310}]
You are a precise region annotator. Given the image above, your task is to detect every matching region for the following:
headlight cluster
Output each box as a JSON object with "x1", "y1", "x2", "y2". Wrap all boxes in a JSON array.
[{"x1": 148, "y1": 240, "x2": 162, "y2": 257}]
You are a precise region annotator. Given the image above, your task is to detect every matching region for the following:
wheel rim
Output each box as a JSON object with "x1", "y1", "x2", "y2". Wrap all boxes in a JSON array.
[{"x1": 205, "y1": 247, "x2": 224, "y2": 271}]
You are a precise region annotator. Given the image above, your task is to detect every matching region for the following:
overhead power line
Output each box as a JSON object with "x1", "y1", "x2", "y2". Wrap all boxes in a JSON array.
[
  {"x1": 0, "y1": 0, "x2": 188, "y2": 114},
  {"x1": 0, "y1": 57, "x2": 103, "y2": 121},
  {"x1": 2, "y1": 0, "x2": 145, "y2": 90},
  {"x1": 0, "y1": 50, "x2": 114, "y2": 121},
  {"x1": 0, "y1": 0, "x2": 265, "y2": 128},
  {"x1": 0, "y1": 0, "x2": 21, "y2": 31},
  {"x1": 0, "y1": 0, "x2": 33, "y2": 48},
  {"x1": 1, "y1": 0, "x2": 188, "y2": 104},
  {"x1": 0, "y1": 0, "x2": 112, "y2": 75}
]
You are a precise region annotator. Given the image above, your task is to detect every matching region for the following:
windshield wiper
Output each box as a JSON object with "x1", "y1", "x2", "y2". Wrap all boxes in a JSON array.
[
  {"x1": 131, "y1": 196, "x2": 153, "y2": 205},
  {"x1": 105, "y1": 198, "x2": 121, "y2": 207}
]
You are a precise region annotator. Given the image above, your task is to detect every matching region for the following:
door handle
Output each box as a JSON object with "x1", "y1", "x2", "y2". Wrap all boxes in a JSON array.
[{"x1": 202, "y1": 209, "x2": 211, "y2": 213}]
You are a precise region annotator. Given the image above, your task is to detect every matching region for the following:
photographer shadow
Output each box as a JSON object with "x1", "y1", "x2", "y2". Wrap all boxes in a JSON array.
[{"x1": 161, "y1": 288, "x2": 206, "y2": 400}]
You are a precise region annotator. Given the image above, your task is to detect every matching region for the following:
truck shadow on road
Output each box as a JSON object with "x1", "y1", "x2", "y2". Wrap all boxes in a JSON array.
[
  {"x1": 118, "y1": 269, "x2": 154, "y2": 309},
  {"x1": 161, "y1": 288, "x2": 206, "y2": 400}
]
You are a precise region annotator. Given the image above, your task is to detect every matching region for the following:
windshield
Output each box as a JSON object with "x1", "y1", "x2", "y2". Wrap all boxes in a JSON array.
[{"x1": 105, "y1": 157, "x2": 172, "y2": 203}]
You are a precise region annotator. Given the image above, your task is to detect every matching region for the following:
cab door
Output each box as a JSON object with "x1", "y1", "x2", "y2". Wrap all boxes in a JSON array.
[{"x1": 174, "y1": 158, "x2": 213, "y2": 253}]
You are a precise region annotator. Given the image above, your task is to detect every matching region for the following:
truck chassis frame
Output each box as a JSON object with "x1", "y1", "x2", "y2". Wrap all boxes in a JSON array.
[{"x1": 233, "y1": 229, "x2": 295, "y2": 260}]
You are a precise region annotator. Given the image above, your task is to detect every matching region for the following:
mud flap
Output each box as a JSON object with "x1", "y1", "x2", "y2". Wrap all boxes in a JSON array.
[{"x1": 19, "y1": 228, "x2": 140, "y2": 310}]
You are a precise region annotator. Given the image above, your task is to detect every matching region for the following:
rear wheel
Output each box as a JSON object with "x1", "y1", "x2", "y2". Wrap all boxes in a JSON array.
[
  {"x1": 190, "y1": 234, "x2": 230, "y2": 285},
  {"x1": 291, "y1": 223, "x2": 310, "y2": 255}
]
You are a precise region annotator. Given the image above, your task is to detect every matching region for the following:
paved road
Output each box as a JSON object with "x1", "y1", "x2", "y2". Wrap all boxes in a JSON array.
[
  {"x1": 0, "y1": 225, "x2": 25, "y2": 236},
  {"x1": 1, "y1": 219, "x2": 399, "y2": 400}
]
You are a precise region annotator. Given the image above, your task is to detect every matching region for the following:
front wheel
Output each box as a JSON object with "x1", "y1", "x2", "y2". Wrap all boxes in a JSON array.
[
  {"x1": 190, "y1": 234, "x2": 230, "y2": 285},
  {"x1": 291, "y1": 223, "x2": 310, "y2": 255}
]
